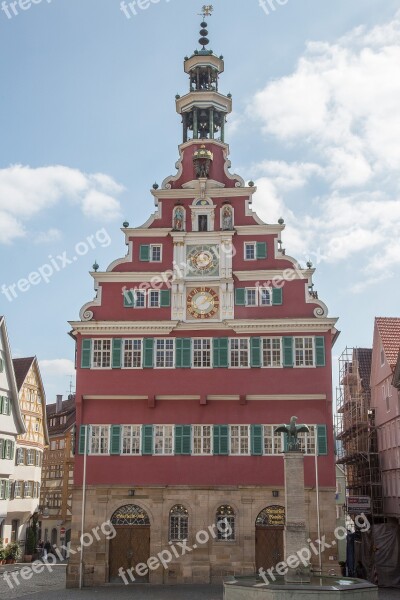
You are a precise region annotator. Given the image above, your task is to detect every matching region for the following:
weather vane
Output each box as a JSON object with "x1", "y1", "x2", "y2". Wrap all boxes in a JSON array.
[{"x1": 199, "y1": 5, "x2": 213, "y2": 18}]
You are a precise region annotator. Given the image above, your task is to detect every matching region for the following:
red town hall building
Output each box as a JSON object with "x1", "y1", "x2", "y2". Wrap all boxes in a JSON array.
[{"x1": 67, "y1": 20, "x2": 339, "y2": 587}]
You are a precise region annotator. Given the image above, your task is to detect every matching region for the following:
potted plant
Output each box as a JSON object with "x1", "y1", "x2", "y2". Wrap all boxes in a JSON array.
[
  {"x1": 24, "y1": 528, "x2": 36, "y2": 562},
  {"x1": 5, "y1": 541, "x2": 21, "y2": 564}
]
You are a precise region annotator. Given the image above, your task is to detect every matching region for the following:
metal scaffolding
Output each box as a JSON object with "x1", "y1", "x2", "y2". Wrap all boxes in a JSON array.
[{"x1": 335, "y1": 347, "x2": 384, "y2": 520}]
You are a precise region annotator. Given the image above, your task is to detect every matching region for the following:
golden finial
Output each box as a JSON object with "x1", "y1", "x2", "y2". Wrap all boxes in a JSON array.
[{"x1": 199, "y1": 5, "x2": 213, "y2": 18}]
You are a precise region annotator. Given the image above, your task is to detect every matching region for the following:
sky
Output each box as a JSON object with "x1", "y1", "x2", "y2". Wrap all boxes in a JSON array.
[{"x1": 0, "y1": 0, "x2": 399, "y2": 400}]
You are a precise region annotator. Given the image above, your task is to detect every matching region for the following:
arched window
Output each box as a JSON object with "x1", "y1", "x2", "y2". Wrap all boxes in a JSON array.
[
  {"x1": 169, "y1": 505, "x2": 188, "y2": 541},
  {"x1": 110, "y1": 504, "x2": 150, "y2": 526},
  {"x1": 216, "y1": 505, "x2": 235, "y2": 541},
  {"x1": 256, "y1": 506, "x2": 285, "y2": 527}
]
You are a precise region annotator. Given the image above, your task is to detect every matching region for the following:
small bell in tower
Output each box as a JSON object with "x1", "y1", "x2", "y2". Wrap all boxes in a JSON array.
[{"x1": 193, "y1": 145, "x2": 214, "y2": 178}]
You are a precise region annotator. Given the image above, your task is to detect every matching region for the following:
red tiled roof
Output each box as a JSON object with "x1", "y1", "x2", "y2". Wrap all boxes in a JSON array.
[
  {"x1": 376, "y1": 317, "x2": 400, "y2": 369},
  {"x1": 12, "y1": 357, "x2": 35, "y2": 391}
]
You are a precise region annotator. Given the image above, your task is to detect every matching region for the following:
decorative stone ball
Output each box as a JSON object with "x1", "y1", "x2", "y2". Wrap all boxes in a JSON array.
[
  {"x1": 278, "y1": 217, "x2": 285, "y2": 225},
  {"x1": 184, "y1": 56, "x2": 189, "y2": 61},
  {"x1": 227, "y1": 93, "x2": 232, "y2": 98},
  {"x1": 307, "y1": 261, "x2": 313, "y2": 269},
  {"x1": 122, "y1": 221, "x2": 129, "y2": 228},
  {"x1": 219, "y1": 55, "x2": 224, "y2": 60},
  {"x1": 153, "y1": 183, "x2": 159, "y2": 190},
  {"x1": 175, "y1": 94, "x2": 180, "y2": 99},
  {"x1": 248, "y1": 181, "x2": 255, "y2": 187},
  {"x1": 92, "y1": 262, "x2": 99, "y2": 272}
]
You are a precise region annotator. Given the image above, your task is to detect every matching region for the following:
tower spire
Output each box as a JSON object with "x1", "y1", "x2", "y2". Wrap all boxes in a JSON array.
[{"x1": 176, "y1": 6, "x2": 232, "y2": 144}]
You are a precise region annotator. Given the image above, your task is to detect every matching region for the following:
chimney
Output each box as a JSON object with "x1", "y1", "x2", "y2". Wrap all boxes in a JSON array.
[{"x1": 56, "y1": 395, "x2": 63, "y2": 413}]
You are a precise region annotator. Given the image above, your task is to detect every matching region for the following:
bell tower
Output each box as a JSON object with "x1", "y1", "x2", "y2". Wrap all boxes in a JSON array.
[{"x1": 176, "y1": 6, "x2": 232, "y2": 143}]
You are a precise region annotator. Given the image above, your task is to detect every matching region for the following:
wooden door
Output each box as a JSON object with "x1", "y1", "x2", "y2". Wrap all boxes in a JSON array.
[
  {"x1": 109, "y1": 526, "x2": 150, "y2": 583},
  {"x1": 255, "y1": 527, "x2": 284, "y2": 574}
]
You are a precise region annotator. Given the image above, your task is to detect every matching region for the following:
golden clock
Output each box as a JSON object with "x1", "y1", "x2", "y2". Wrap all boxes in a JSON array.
[{"x1": 187, "y1": 287, "x2": 219, "y2": 319}]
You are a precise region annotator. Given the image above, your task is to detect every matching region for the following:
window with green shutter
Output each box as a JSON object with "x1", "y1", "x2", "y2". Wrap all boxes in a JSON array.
[
  {"x1": 235, "y1": 288, "x2": 246, "y2": 306},
  {"x1": 175, "y1": 425, "x2": 192, "y2": 455},
  {"x1": 282, "y1": 337, "x2": 294, "y2": 368},
  {"x1": 250, "y1": 338, "x2": 261, "y2": 367},
  {"x1": 123, "y1": 290, "x2": 135, "y2": 307},
  {"x1": 272, "y1": 288, "x2": 283, "y2": 305},
  {"x1": 81, "y1": 339, "x2": 92, "y2": 369},
  {"x1": 176, "y1": 339, "x2": 191, "y2": 368},
  {"x1": 256, "y1": 242, "x2": 267, "y2": 259},
  {"x1": 142, "y1": 425, "x2": 154, "y2": 455},
  {"x1": 160, "y1": 290, "x2": 171, "y2": 307},
  {"x1": 78, "y1": 425, "x2": 88, "y2": 454},
  {"x1": 213, "y1": 338, "x2": 229, "y2": 368},
  {"x1": 139, "y1": 245, "x2": 150, "y2": 261},
  {"x1": 112, "y1": 339, "x2": 122, "y2": 369},
  {"x1": 317, "y1": 424, "x2": 328, "y2": 455},
  {"x1": 251, "y1": 425, "x2": 263, "y2": 455},
  {"x1": 143, "y1": 338, "x2": 154, "y2": 368},
  {"x1": 110, "y1": 425, "x2": 121, "y2": 455},
  {"x1": 213, "y1": 425, "x2": 229, "y2": 455},
  {"x1": 315, "y1": 337, "x2": 326, "y2": 367}
]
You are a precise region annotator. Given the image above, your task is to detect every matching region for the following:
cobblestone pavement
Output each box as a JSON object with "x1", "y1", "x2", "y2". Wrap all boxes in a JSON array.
[{"x1": 1, "y1": 564, "x2": 399, "y2": 599}]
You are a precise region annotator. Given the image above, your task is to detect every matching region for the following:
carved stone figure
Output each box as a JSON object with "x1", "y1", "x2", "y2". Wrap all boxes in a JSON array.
[
  {"x1": 275, "y1": 416, "x2": 310, "y2": 452},
  {"x1": 173, "y1": 207, "x2": 185, "y2": 231},
  {"x1": 222, "y1": 206, "x2": 233, "y2": 230}
]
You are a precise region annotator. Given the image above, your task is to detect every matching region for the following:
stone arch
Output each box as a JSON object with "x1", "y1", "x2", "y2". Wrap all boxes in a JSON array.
[{"x1": 110, "y1": 504, "x2": 150, "y2": 526}]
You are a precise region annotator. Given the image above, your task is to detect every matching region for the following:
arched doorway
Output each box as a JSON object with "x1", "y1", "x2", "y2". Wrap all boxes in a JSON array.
[
  {"x1": 109, "y1": 504, "x2": 150, "y2": 583},
  {"x1": 255, "y1": 506, "x2": 285, "y2": 574}
]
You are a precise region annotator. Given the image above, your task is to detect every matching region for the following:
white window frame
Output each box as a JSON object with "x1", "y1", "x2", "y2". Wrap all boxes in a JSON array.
[
  {"x1": 16, "y1": 448, "x2": 24, "y2": 465},
  {"x1": 14, "y1": 481, "x2": 22, "y2": 498},
  {"x1": 133, "y1": 289, "x2": 146, "y2": 308},
  {"x1": 245, "y1": 288, "x2": 257, "y2": 306},
  {"x1": 229, "y1": 425, "x2": 250, "y2": 455},
  {"x1": 123, "y1": 339, "x2": 143, "y2": 369},
  {"x1": 192, "y1": 425, "x2": 213, "y2": 455},
  {"x1": 297, "y1": 425, "x2": 316, "y2": 455},
  {"x1": 262, "y1": 337, "x2": 282, "y2": 368},
  {"x1": 148, "y1": 290, "x2": 160, "y2": 308},
  {"x1": 155, "y1": 339, "x2": 175, "y2": 369},
  {"x1": 92, "y1": 339, "x2": 112, "y2": 369},
  {"x1": 229, "y1": 338, "x2": 250, "y2": 368},
  {"x1": 24, "y1": 481, "x2": 33, "y2": 498},
  {"x1": 294, "y1": 337, "x2": 315, "y2": 368},
  {"x1": 263, "y1": 425, "x2": 284, "y2": 455},
  {"x1": 259, "y1": 287, "x2": 272, "y2": 306},
  {"x1": 4, "y1": 440, "x2": 13, "y2": 460},
  {"x1": 2, "y1": 397, "x2": 10, "y2": 415},
  {"x1": 192, "y1": 338, "x2": 212, "y2": 369},
  {"x1": 150, "y1": 244, "x2": 162, "y2": 263},
  {"x1": 244, "y1": 242, "x2": 256, "y2": 261},
  {"x1": 26, "y1": 449, "x2": 34, "y2": 465},
  {"x1": 0, "y1": 480, "x2": 6, "y2": 500},
  {"x1": 121, "y1": 425, "x2": 142, "y2": 456},
  {"x1": 89, "y1": 425, "x2": 110, "y2": 455},
  {"x1": 154, "y1": 425, "x2": 174, "y2": 455}
]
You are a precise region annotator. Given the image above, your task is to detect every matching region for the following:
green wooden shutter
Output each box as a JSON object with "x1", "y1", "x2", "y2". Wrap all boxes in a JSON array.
[
  {"x1": 143, "y1": 338, "x2": 154, "y2": 368},
  {"x1": 213, "y1": 338, "x2": 229, "y2": 368},
  {"x1": 0, "y1": 358, "x2": 3, "y2": 372},
  {"x1": 282, "y1": 337, "x2": 294, "y2": 368},
  {"x1": 110, "y1": 425, "x2": 121, "y2": 455},
  {"x1": 256, "y1": 242, "x2": 267, "y2": 259},
  {"x1": 317, "y1": 424, "x2": 328, "y2": 455},
  {"x1": 0, "y1": 396, "x2": 3, "y2": 414},
  {"x1": 315, "y1": 337, "x2": 326, "y2": 367},
  {"x1": 272, "y1": 288, "x2": 283, "y2": 306},
  {"x1": 213, "y1": 425, "x2": 229, "y2": 455},
  {"x1": 139, "y1": 245, "x2": 150, "y2": 262},
  {"x1": 142, "y1": 425, "x2": 153, "y2": 455},
  {"x1": 123, "y1": 290, "x2": 135, "y2": 307},
  {"x1": 112, "y1": 339, "x2": 122, "y2": 369},
  {"x1": 8, "y1": 398, "x2": 11, "y2": 416},
  {"x1": 250, "y1": 338, "x2": 261, "y2": 368},
  {"x1": 81, "y1": 339, "x2": 92, "y2": 369},
  {"x1": 160, "y1": 290, "x2": 171, "y2": 307},
  {"x1": 10, "y1": 441, "x2": 15, "y2": 461},
  {"x1": 78, "y1": 425, "x2": 88, "y2": 454},
  {"x1": 175, "y1": 425, "x2": 191, "y2": 455},
  {"x1": 0, "y1": 439, "x2": 4, "y2": 459},
  {"x1": 5, "y1": 480, "x2": 10, "y2": 500},
  {"x1": 251, "y1": 425, "x2": 263, "y2": 455},
  {"x1": 235, "y1": 288, "x2": 246, "y2": 306},
  {"x1": 176, "y1": 339, "x2": 191, "y2": 368}
]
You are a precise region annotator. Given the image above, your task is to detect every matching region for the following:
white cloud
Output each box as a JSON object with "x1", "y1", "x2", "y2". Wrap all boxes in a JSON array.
[
  {"x1": 0, "y1": 165, "x2": 124, "y2": 244},
  {"x1": 246, "y1": 11, "x2": 400, "y2": 291},
  {"x1": 34, "y1": 228, "x2": 63, "y2": 244},
  {"x1": 39, "y1": 358, "x2": 75, "y2": 377}
]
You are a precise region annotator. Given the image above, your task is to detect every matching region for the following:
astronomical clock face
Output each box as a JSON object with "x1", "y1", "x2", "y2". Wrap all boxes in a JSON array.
[
  {"x1": 187, "y1": 287, "x2": 220, "y2": 320},
  {"x1": 186, "y1": 245, "x2": 219, "y2": 277}
]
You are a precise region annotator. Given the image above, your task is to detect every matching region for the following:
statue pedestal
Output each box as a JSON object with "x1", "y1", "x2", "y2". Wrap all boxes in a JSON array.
[{"x1": 284, "y1": 451, "x2": 311, "y2": 584}]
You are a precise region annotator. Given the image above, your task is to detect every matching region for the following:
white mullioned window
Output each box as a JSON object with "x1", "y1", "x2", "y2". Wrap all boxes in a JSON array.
[
  {"x1": 2, "y1": 396, "x2": 10, "y2": 415},
  {"x1": 134, "y1": 289, "x2": 146, "y2": 308},
  {"x1": 294, "y1": 337, "x2": 314, "y2": 367},
  {"x1": 263, "y1": 425, "x2": 284, "y2": 455},
  {"x1": 123, "y1": 339, "x2": 142, "y2": 369},
  {"x1": 216, "y1": 505, "x2": 235, "y2": 541},
  {"x1": 230, "y1": 425, "x2": 250, "y2": 455},
  {"x1": 90, "y1": 425, "x2": 110, "y2": 455},
  {"x1": 297, "y1": 425, "x2": 316, "y2": 454},
  {"x1": 5, "y1": 440, "x2": 13, "y2": 460},
  {"x1": 154, "y1": 425, "x2": 174, "y2": 455},
  {"x1": 155, "y1": 339, "x2": 175, "y2": 368},
  {"x1": 192, "y1": 425, "x2": 212, "y2": 455},
  {"x1": 259, "y1": 287, "x2": 272, "y2": 306},
  {"x1": 150, "y1": 244, "x2": 162, "y2": 262},
  {"x1": 26, "y1": 449, "x2": 34, "y2": 465},
  {"x1": 262, "y1": 338, "x2": 282, "y2": 367},
  {"x1": 149, "y1": 290, "x2": 160, "y2": 308},
  {"x1": 0, "y1": 480, "x2": 7, "y2": 500},
  {"x1": 169, "y1": 505, "x2": 189, "y2": 542},
  {"x1": 14, "y1": 481, "x2": 22, "y2": 498},
  {"x1": 244, "y1": 242, "x2": 256, "y2": 260},
  {"x1": 121, "y1": 425, "x2": 141, "y2": 455},
  {"x1": 230, "y1": 338, "x2": 250, "y2": 368},
  {"x1": 16, "y1": 448, "x2": 24, "y2": 465},
  {"x1": 245, "y1": 288, "x2": 257, "y2": 306},
  {"x1": 193, "y1": 338, "x2": 212, "y2": 368},
  {"x1": 24, "y1": 481, "x2": 33, "y2": 498},
  {"x1": 92, "y1": 339, "x2": 112, "y2": 369}
]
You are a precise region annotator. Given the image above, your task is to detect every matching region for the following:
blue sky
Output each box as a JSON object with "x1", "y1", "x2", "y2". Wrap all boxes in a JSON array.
[{"x1": 0, "y1": 0, "x2": 399, "y2": 399}]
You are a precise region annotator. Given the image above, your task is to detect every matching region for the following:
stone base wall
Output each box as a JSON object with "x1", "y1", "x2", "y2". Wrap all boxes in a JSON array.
[{"x1": 66, "y1": 484, "x2": 337, "y2": 587}]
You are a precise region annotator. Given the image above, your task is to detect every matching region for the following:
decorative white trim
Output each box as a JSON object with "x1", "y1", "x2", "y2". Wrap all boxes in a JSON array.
[
  {"x1": 155, "y1": 395, "x2": 201, "y2": 401},
  {"x1": 69, "y1": 320, "x2": 179, "y2": 336},
  {"x1": 246, "y1": 394, "x2": 327, "y2": 401},
  {"x1": 236, "y1": 225, "x2": 284, "y2": 236},
  {"x1": 245, "y1": 198, "x2": 265, "y2": 225},
  {"x1": 83, "y1": 395, "x2": 148, "y2": 400},
  {"x1": 91, "y1": 272, "x2": 170, "y2": 283},
  {"x1": 234, "y1": 270, "x2": 306, "y2": 282},
  {"x1": 123, "y1": 228, "x2": 170, "y2": 239},
  {"x1": 224, "y1": 318, "x2": 338, "y2": 334},
  {"x1": 106, "y1": 241, "x2": 133, "y2": 272},
  {"x1": 207, "y1": 395, "x2": 240, "y2": 401},
  {"x1": 79, "y1": 285, "x2": 103, "y2": 322}
]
